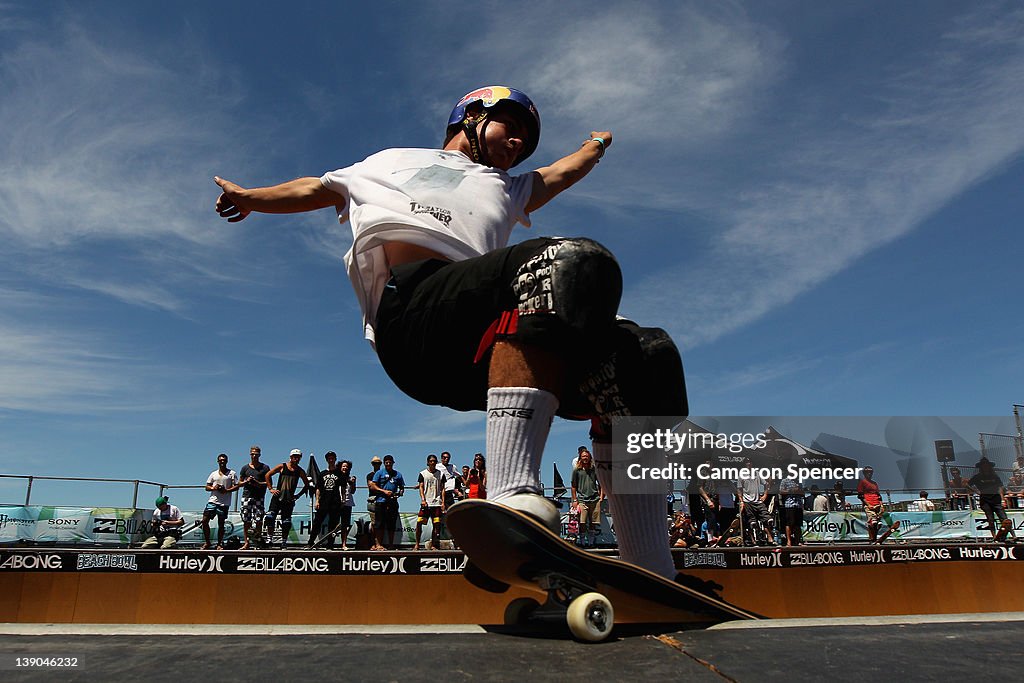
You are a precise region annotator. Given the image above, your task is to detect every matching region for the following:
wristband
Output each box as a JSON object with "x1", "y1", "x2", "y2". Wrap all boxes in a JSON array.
[{"x1": 588, "y1": 136, "x2": 606, "y2": 158}]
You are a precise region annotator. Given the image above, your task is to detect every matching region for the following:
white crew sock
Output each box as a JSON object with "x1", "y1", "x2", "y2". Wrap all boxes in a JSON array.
[
  {"x1": 486, "y1": 387, "x2": 559, "y2": 500},
  {"x1": 593, "y1": 440, "x2": 677, "y2": 580}
]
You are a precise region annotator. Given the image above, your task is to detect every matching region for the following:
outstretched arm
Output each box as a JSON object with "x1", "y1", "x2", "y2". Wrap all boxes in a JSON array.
[
  {"x1": 525, "y1": 131, "x2": 611, "y2": 214},
  {"x1": 214, "y1": 176, "x2": 343, "y2": 223}
]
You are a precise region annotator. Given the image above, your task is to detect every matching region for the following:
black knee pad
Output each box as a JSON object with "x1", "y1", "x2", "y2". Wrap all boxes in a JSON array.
[
  {"x1": 508, "y1": 238, "x2": 622, "y2": 348},
  {"x1": 570, "y1": 321, "x2": 688, "y2": 422}
]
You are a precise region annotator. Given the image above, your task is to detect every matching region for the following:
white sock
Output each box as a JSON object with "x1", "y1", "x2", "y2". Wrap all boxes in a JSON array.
[
  {"x1": 593, "y1": 440, "x2": 676, "y2": 579},
  {"x1": 486, "y1": 387, "x2": 559, "y2": 499}
]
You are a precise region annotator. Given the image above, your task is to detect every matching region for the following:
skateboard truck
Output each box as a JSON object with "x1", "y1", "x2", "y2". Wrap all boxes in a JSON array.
[{"x1": 507, "y1": 571, "x2": 614, "y2": 642}]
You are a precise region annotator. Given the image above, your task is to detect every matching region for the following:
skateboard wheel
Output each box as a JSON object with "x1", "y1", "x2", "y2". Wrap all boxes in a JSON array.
[
  {"x1": 566, "y1": 592, "x2": 614, "y2": 642},
  {"x1": 503, "y1": 597, "x2": 541, "y2": 625}
]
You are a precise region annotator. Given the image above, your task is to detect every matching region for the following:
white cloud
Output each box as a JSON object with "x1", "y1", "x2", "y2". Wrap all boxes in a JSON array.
[
  {"x1": 0, "y1": 15, "x2": 254, "y2": 294},
  {"x1": 620, "y1": 5, "x2": 1024, "y2": 347}
]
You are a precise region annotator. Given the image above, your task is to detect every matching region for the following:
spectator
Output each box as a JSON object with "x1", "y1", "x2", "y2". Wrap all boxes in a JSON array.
[
  {"x1": 737, "y1": 458, "x2": 775, "y2": 546},
  {"x1": 472, "y1": 453, "x2": 487, "y2": 498},
  {"x1": 969, "y1": 458, "x2": 1009, "y2": 537},
  {"x1": 946, "y1": 467, "x2": 972, "y2": 511},
  {"x1": 142, "y1": 496, "x2": 185, "y2": 549},
  {"x1": 829, "y1": 482, "x2": 849, "y2": 511},
  {"x1": 460, "y1": 465, "x2": 472, "y2": 498},
  {"x1": 369, "y1": 454, "x2": 405, "y2": 550},
  {"x1": 697, "y1": 461, "x2": 720, "y2": 541},
  {"x1": 466, "y1": 468, "x2": 485, "y2": 499},
  {"x1": 807, "y1": 485, "x2": 830, "y2": 512},
  {"x1": 414, "y1": 453, "x2": 446, "y2": 550},
  {"x1": 437, "y1": 451, "x2": 463, "y2": 546},
  {"x1": 265, "y1": 449, "x2": 312, "y2": 549},
  {"x1": 1006, "y1": 473, "x2": 1024, "y2": 510},
  {"x1": 699, "y1": 518, "x2": 720, "y2": 546},
  {"x1": 336, "y1": 459, "x2": 357, "y2": 548},
  {"x1": 571, "y1": 448, "x2": 603, "y2": 547},
  {"x1": 308, "y1": 451, "x2": 344, "y2": 548},
  {"x1": 911, "y1": 490, "x2": 935, "y2": 512},
  {"x1": 716, "y1": 478, "x2": 739, "y2": 531},
  {"x1": 238, "y1": 445, "x2": 270, "y2": 550},
  {"x1": 856, "y1": 466, "x2": 885, "y2": 542},
  {"x1": 669, "y1": 512, "x2": 700, "y2": 548},
  {"x1": 366, "y1": 455, "x2": 383, "y2": 528},
  {"x1": 438, "y1": 451, "x2": 464, "y2": 509},
  {"x1": 202, "y1": 453, "x2": 240, "y2": 550},
  {"x1": 779, "y1": 475, "x2": 804, "y2": 546}
]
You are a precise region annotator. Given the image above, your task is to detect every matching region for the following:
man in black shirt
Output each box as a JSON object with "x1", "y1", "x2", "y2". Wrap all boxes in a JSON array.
[{"x1": 309, "y1": 451, "x2": 344, "y2": 548}]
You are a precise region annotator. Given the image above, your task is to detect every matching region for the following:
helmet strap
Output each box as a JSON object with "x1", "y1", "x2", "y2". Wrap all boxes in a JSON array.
[{"x1": 461, "y1": 111, "x2": 490, "y2": 166}]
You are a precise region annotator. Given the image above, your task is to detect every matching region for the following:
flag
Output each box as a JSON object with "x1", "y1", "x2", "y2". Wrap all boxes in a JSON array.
[
  {"x1": 552, "y1": 463, "x2": 567, "y2": 499},
  {"x1": 305, "y1": 454, "x2": 321, "y2": 499}
]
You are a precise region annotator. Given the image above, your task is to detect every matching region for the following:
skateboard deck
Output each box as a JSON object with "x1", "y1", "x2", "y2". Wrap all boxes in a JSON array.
[
  {"x1": 446, "y1": 499, "x2": 758, "y2": 640},
  {"x1": 876, "y1": 519, "x2": 900, "y2": 544},
  {"x1": 566, "y1": 504, "x2": 580, "y2": 541}
]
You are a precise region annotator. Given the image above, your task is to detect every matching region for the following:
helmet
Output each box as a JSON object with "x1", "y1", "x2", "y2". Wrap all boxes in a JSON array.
[{"x1": 446, "y1": 85, "x2": 540, "y2": 167}]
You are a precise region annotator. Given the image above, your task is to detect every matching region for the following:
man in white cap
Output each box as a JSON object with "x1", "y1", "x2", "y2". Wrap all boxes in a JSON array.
[{"x1": 264, "y1": 449, "x2": 312, "y2": 549}]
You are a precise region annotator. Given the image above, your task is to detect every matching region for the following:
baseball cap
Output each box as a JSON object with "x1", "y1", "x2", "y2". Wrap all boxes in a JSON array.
[
  {"x1": 289, "y1": 449, "x2": 302, "y2": 457},
  {"x1": 155, "y1": 496, "x2": 169, "y2": 506}
]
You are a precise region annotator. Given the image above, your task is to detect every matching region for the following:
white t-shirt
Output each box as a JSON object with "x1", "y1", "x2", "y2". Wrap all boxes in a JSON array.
[
  {"x1": 418, "y1": 467, "x2": 446, "y2": 507},
  {"x1": 320, "y1": 148, "x2": 534, "y2": 343},
  {"x1": 153, "y1": 505, "x2": 182, "y2": 524},
  {"x1": 440, "y1": 463, "x2": 460, "y2": 493},
  {"x1": 206, "y1": 469, "x2": 238, "y2": 507}
]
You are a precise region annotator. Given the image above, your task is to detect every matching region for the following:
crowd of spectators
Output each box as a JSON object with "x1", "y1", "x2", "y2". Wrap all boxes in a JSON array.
[
  {"x1": 138, "y1": 448, "x2": 1023, "y2": 551},
  {"x1": 141, "y1": 447, "x2": 488, "y2": 550}
]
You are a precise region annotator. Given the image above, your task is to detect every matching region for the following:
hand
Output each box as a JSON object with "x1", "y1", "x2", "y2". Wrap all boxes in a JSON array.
[
  {"x1": 214, "y1": 176, "x2": 252, "y2": 223},
  {"x1": 590, "y1": 131, "x2": 612, "y2": 148}
]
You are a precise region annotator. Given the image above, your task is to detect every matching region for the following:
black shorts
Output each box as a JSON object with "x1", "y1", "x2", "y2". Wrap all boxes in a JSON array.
[
  {"x1": 267, "y1": 496, "x2": 295, "y2": 523},
  {"x1": 742, "y1": 500, "x2": 773, "y2": 525},
  {"x1": 374, "y1": 500, "x2": 400, "y2": 532},
  {"x1": 374, "y1": 237, "x2": 624, "y2": 414}
]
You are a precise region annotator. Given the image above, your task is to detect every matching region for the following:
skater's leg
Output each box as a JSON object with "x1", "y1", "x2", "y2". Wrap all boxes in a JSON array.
[{"x1": 484, "y1": 341, "x2": 561, "y2": 522}]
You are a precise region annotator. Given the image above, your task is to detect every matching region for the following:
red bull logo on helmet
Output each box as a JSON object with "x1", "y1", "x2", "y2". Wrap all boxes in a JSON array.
[{"x1": 457, "y1": 86, "x2": 512, "y2": 107}]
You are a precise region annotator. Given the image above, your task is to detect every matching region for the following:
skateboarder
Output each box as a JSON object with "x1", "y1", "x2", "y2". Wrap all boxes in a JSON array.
[
  {"x1": 857, "y1": 466, "x2": 886, "y2": 542},
  {"x1": 215, "y1": 85, "x2": 688, "y2": 580}
]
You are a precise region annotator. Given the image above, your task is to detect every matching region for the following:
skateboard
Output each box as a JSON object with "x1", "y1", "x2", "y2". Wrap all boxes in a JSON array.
[
  {"x1": 876, "y1": 519, "x2": 900, "y2": 544},
  {"x1": 446, "y1": 499, "x2": 759, "y2": 641},
  {"x1": 993, "y1": 518, "x2": 1014, "y2": 542},
  {"x1": 310, "y1": 520, "x2": 350, "y2": 549}
]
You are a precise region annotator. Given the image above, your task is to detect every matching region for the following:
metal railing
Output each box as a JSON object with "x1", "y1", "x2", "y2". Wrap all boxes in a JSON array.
[{"x1": 0, "y1": 474, "x2": 169, "y2": 508}]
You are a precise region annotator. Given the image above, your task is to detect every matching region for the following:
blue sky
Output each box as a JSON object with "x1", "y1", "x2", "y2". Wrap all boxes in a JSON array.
[{"x1": 1, "y1": 2, "x2": 1021, "y2": 511}]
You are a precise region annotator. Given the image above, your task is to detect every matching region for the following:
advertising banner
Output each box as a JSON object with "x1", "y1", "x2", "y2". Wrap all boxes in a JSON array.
[{"x1": 0, "y1": 506, "x2": 149, "y2": 545}]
